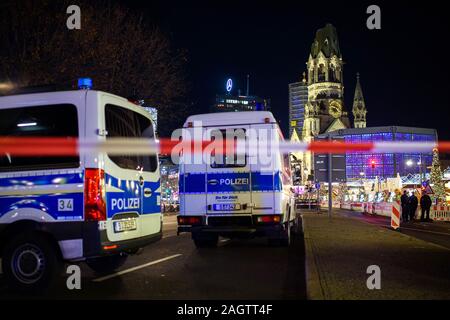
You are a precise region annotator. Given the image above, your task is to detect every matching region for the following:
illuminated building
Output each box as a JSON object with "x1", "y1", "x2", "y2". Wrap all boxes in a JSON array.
[
  {"x1": 211, "y1": 78, "x2": 270, "y2": 112},
  {"x1": 212, "y1": 95, "x2": 270, "y2": 112},
  {"x1": 301, "y1": 24, "x2": 350, "y2": 181},
  {"x1": 318, "y1": 126, "x2": 438, "y2": 180},
  {"x1": 288, "y1": 73, "x2": 308, "y2": 138},
  {"x1": 299, "y1": 24, "x2": 371, "y2": 183},
  {"x1": 352, "y1": 73, "x2": 367, "y2": 128},
  {"x1": 159, "y1": 155, "x2": 179, "y2": 210}
]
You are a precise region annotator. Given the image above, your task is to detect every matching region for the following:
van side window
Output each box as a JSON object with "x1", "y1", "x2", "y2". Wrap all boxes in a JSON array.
[
  {"x1": 210, "y1": 128, "x2": 246, "y2": 168},
  {"x1": 105, "y1": 104, "x2": 157, "y2": 172},
  {"x1": 0, "y1": 104, "x2": 79, "y2": 172}
]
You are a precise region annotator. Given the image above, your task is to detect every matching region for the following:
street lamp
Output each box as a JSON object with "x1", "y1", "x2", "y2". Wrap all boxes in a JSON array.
[
  {"x1": 359, "y1": 171, "x2": 365, "y2": 187},
  {"x1": 0, "y1": 82, "x2": 15, "y2": 93},
  {"x1": 405, "y1": 157, "x2": 424, "y2": 189}
]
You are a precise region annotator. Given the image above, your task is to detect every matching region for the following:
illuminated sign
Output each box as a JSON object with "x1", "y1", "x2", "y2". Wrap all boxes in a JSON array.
[
  {"x1": 225, "y1": 99, "x2": 248, "y2": 105},
  {"x1": 226, "y1": 78, "x2": 233, "y2": 92}
]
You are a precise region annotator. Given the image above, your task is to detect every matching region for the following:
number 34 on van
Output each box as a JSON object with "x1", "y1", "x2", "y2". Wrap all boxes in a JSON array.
[{"x1": 111, "y1": 198, "x2": 140, "y2": 210}]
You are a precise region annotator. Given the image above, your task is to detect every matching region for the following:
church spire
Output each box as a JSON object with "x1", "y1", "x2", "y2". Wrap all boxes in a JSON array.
[{"x1": 352, "y1": 72, "x2": 367, "y2": 128}]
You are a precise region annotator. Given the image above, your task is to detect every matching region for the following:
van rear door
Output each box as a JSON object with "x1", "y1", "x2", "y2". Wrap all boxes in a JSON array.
[
  {"x1": 101, "y1": 99, "x2": 160, "y2": 242},
  {"x1": 205, "y1": 126, "x2": 252, "y2": 215},
  {"x1": 179, "y1": 126, "x2": 207, "y2": 216},
  {"x1": 249, "y1": 123, "x2": 276, "y2": 215}
]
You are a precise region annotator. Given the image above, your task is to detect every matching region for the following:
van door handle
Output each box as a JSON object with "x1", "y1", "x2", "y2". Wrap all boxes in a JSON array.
[
  {"x1": 208, "y1": 179, "x2": 218, "y2": 185},
  {"x1": 139, "y1": 176, "x2": 144, "y2": 186},
  {"x1": 144, "y1": 188, "x2": 152, "y2": 198}
]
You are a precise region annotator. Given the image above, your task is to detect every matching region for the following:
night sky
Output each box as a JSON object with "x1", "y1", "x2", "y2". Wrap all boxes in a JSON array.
[{"x1": 125, "y1": 0, "x2": 449, "y2": 139}]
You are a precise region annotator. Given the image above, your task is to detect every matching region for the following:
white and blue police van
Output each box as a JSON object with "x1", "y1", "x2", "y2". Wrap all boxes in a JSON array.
[
  {"x1": 0, "y1": 79, "x2": 161, "y2": 291},
  {"x1": 177, "y1": 111, "x2": 299, "y2": 248}
]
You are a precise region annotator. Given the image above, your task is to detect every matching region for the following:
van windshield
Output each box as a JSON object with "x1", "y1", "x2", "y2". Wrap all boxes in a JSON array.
[
  {"x1": 105, "y1": 104, "x2": 158, "y2": 172},
  {"x1": 0, "y1": 104, "x2": 79, "y2": 172}
]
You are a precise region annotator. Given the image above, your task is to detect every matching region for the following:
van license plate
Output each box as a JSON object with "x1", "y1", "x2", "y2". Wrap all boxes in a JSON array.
[
  {"x1": 213, "y1": 204, "x2": 241, "y2": 211},
  {"x1": 113, "y1": 219, "x2": 137, "y2": 233}
]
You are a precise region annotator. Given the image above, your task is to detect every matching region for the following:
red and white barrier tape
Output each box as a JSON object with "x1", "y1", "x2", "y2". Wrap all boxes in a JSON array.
[{"x1": 0, "y1": 137, "x2": 449, "y2": 156}]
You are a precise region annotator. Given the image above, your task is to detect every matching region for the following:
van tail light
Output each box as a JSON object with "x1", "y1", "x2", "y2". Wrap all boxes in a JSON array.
[
  {"x1": 178, "y1": 216, "x2": 202, "y2": 225},
  {"x1": 84, "y1": 168, "x2": 106, "y2": 221},
  {"x1": 255, "y1": 215, "x2": 281, "y2": 224}
]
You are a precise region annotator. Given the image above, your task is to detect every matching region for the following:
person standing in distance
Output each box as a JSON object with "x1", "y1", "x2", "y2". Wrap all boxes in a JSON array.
[
  {"x1": 401, "y1": 190, "x2": 409, "y2": 222},
  {"x1": 420, "y1": 191, "x2": 432, "y2": 222},
  {"x1": 409, "y1": 192, "x2": 419, "y2": 222}
]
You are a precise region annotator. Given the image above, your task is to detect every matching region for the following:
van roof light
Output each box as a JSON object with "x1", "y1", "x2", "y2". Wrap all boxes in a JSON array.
[
  {"x1": 264, "y1": 117, "x2": 271, "y2": 123},
  {"x1": 78, "y1": 77, "x2": 93, "y2": 90}
]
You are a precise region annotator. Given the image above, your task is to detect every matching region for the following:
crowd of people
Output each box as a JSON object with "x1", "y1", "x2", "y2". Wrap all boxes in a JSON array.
[{"x1": 400, "y1": 190, "x2": 432, "y2": 222}]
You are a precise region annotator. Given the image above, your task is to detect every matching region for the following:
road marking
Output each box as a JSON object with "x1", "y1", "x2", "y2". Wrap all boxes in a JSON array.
[{"x1": 92, "y1": 254, "x2": 182, "y2": 282}]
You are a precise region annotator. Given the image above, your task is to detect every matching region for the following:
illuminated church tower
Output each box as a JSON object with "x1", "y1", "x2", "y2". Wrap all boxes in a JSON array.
[
  {"x1": 352, "y1": 72, "x2": 367, "y2": 128},
  {"x1": 301, "y1": 24, "x2": 350, "y2": 181}
]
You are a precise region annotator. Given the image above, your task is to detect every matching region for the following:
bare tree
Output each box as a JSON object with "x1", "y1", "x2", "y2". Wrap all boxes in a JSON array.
[{"x1": 0, "y1": 0, "x2": 188, "y2": 136}]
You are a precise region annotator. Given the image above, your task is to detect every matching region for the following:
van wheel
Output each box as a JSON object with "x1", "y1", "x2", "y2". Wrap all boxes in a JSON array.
[
  {"x1": 292, "y1": 215, "x2": 303, "y2": 236},
  {"x1": 86, "y1": 254, "x2": 128, "y2": 274},
  {"x1": 193, "y1": 233, "x2": 218, "y2": 248},
  {"x1": 281, "y1": 220, "x2": 292, "y2": 246},
  {"x1": 2, "y1": 232, "x2": 62, "y2": 292},
  {"x1": 269, "y1": 221, "x2": 292, "y2": 247}
]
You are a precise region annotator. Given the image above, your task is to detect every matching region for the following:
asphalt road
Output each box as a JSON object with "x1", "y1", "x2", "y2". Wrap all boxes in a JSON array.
[{"x1": 0, "y1": 215, "x2": 306, "y2": 300}]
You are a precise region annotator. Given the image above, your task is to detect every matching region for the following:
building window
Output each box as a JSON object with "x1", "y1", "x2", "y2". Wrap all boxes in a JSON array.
[{"x1": 318, "y1": 64, "x2": 326, "y2": 82}]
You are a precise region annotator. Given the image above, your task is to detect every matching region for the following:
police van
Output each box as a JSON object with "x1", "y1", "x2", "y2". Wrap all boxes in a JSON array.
[
  {"x1": 0, "y1": 79, "x2": 161, "y2": 291},
  {"x1": 177, "y1": 111, "x2": 299, "y2": 248}
]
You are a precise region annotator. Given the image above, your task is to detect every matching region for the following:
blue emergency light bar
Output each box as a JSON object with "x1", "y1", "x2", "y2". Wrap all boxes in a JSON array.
[{"x1": 77, "y1": 77, "x2": 93, "y2": 90}]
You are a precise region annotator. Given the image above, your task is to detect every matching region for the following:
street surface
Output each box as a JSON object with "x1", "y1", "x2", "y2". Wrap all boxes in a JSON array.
[
  {"x1": 0, "y1": 215, "x2": 306, "y2": 300},
  {"x1": 303, "y1": 209, "x2": 450, "y2": 299},
  {"x1": 1, "y1": 209, "x2": 449, "y2": 300},
  {"x1": 337, "y1": 209, "x2": 450, "y2": 250}
]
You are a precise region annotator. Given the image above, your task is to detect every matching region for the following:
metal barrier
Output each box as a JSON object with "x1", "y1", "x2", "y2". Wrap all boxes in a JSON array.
[
  {"x1": 295, "y1": 200, "x2": 319, "y2": 212},
  {"x1": 351, "y1": 202, "x2": 364, "y2": 212},
  {"x1": 431, "y1": 205, "x2": 450, "y2": 221},
  {"x1": 339, "y1": 202, "x2": 450, "y2": 222}
]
